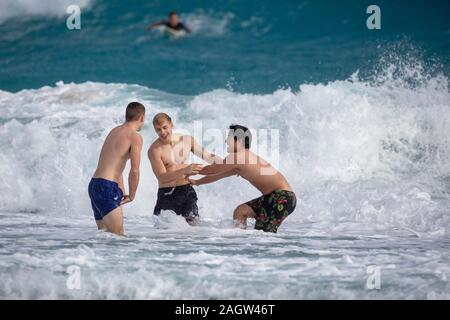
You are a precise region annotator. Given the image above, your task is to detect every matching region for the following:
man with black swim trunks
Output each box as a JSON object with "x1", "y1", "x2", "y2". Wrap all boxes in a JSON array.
[
  {"x1": 147, "y1": 11, "x2": 191, "y2": 33},
  {"x1": 189, "y1": 125, "x2": 297, "y2": 233},
  {"x1": 148, "y1": 113, "x2": 221, "y2": 224}
]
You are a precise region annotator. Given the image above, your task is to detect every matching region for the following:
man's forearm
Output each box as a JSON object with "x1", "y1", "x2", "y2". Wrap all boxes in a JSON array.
[
  {"x1": 128, "y1": 171, "x2": 139, "y2": 200},
  {"x1": 195, "y1": 170, "x2": 235, "y2": 186},
  {"x1": 196, "y1": 175, "x2": 223, "y2": 186},
  {"x1": 147, "y1": 21, "x2": 163, "y2": 30},
  {"x1": 200, "y1": 164, "x2": 234, "y2": 175},
  {"x1": 205, "y1": 154, "x2": 223, "y2": 165},
  {"x1": 197, "y1": 153, "x2": 222, "y2": 165},
  {"x1": 157, "y1": 167, "x2": 187, "y2": 184},
  {"x1": 191, "y1": 144, "x2": 222, "y2": 164}
]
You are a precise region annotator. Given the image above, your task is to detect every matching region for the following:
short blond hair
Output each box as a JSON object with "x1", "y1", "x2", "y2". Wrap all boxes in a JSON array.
[{"x1": 153, "y1": 112, "x2": 172, "y2": 126}]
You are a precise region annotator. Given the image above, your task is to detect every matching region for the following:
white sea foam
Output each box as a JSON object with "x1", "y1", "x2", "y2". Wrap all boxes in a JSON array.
[
  {"x1": 0, "y1": 0, "x2": 92, "y2": 24},
  {"x1": 183, "y1": 9, "x2": 235, "y2": 37},
  {"x1": 0, "y1": 61, "x2": 449, "y2": 299},
  {"x1": 0, "y1": 63, "x2": 449, "y2": 237}
]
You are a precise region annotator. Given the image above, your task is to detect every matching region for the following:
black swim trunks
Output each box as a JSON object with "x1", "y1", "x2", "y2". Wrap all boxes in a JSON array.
[
  {"x1": 245, "y1": 190, "x2": 297, "y2": 233},
  {"x1": 153, "y1": 184, "x2": 199, "y2": 223}
]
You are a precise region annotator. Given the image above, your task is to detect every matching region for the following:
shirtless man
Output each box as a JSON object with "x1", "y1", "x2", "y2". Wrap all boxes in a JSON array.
[
  {"x1": 148, "y1": 113, "x2": 222, "y2": 224},
  {"x1": 88, "y1": 102, "x2": 145, "y2": 235},
  {"x1": 189, "y1": 124, "x2": 297, "y2": 233}
]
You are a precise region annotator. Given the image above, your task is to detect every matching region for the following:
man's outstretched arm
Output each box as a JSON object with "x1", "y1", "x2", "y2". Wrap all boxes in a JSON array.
[
  {"x1": 190, "y1": 136, "x2": 223, "y2": 164},
  {"x1": 121, "y1": 134, "x2": 143, "y2": 205},
  {"x1": 200, "y1": 163, "x2": 237, "y2": 176},
  {"x1": 147, "y1": 21, "x2": 164, "y2": 31},
  {"x1": 189, "y1": 170, "x2": 236, "y2": 186},
  {"x1": 199, "y1": 152, "x2": 239, "y2": 175},
  {"x1": 148, "y1": 147, "x2": 203, "y2": 184}
]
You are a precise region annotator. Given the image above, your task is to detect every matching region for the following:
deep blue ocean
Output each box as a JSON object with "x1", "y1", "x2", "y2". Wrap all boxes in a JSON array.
[{"x1": 1, "y1": 0, "x2": 449, "y2": 94}]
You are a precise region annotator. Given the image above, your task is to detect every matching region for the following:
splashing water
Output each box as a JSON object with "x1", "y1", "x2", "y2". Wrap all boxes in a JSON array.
[{"x1": 0, "y1": 54, "x2": 449, "y2": 298}]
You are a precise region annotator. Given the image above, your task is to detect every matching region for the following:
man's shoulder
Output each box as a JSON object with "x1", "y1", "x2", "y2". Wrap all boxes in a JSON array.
[
  {"x1": 181, "y1": 134, "x2": 194, "y2": 140},
  {"x1": 109, "y1": 124, "x2": 122, "y2": 134},
  {"x1": 173, "y1": 133, "x2": 193, "y2": 145},
  {"x1": 252, "y1": 151, "x2": 269, "y2": 164},
  {"x1": 129, "y1": 131, "x2": 143, "y2": 144},
  {"x1": 173, "y1": 133, "x2": 191, "y2": 139},
  {"x1": 228, "y1": 150, "x2": 262, "y2": 167},
  {"x1": 177, "y1": 134, "x2": 194, "y2": 143},
  {"x1": 148, "y1": 139, "x2": 162, "y2": 153},
  {"x1": 105, "y1": 125, "x2": 124, "y2": 141}
]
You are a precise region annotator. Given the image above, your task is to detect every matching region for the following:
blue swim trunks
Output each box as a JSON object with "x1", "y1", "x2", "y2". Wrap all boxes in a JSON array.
[{"x1": 88, "y1": 178, "x2": 123, "y2": 220}]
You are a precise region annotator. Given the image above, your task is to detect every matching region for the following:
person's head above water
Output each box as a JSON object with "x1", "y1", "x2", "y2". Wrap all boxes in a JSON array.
[
  {"x1": 168, "y1": 11, "x2": 179, "y2": 26},
  {"x1": 227, "y1": 124, "x2": 252, "y2": 152},
  {"x1": 153, "y1": 112, "x2": 173, "y2": 142},
  {"x1": 125, "y1": 101, "x2": 145, "y2": 131}
]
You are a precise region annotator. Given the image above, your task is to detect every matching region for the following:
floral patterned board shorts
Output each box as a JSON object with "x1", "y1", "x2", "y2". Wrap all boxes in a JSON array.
[{"x1": 245, "y1": 190, "x2": 297, "y2": 233}]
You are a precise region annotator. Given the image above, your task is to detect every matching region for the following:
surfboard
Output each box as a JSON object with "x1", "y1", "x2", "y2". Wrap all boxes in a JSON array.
[{"x1": 158, "y1": 26, "x2": 187, "y2": 38}]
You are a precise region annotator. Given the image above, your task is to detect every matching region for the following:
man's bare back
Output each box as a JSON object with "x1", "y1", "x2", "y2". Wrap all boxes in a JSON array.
[
  {"x1": 196, "y1": 149, "x2": 292, "y2": 195},
  {"x1": 230, "y1": 150, "x2": 292, "y2": 195},
  {"x1": 94, "y1": 125, "x2": 140, "y2": 183}
]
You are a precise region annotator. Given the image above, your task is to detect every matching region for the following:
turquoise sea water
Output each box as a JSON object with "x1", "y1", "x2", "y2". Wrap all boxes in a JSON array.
[{"x1": 1, "y1": 0, "x2": 449, "y2": 93}]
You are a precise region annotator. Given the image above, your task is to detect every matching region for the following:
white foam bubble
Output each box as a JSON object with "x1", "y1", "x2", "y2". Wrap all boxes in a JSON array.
[
  {"x1": 0, "y1": 0, "x2": 92, "y2": 24},
  {"x1": 183, "y1": 10, "x2": 235, "y2": 37},
  {"x1": 0, "y1": 58, "x2": 449, "y2": 238}
]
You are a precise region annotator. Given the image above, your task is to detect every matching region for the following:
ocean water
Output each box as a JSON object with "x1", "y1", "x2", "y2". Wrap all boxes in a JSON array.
[{"x1": 0, "y1": 0, "x2": 450, "y2": 299}]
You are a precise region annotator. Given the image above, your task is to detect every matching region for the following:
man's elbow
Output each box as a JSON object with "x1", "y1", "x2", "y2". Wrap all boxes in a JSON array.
[{"x1": 130, "y1": 168, "x2": 140, "y2": 176}]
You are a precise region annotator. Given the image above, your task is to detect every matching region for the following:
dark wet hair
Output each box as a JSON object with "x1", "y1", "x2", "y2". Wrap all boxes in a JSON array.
[
  {"x1": 229, "y1": 124, "x2": 251, "y2": 149},
  {"x1": 125, "y1": 102, "x2": 145, "y2": 122},
  {"x1": 168, "y1": 11, "x2": 177, "y2": 18}
]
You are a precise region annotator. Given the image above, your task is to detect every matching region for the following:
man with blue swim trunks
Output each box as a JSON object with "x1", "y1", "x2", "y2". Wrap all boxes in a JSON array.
[{"x1": 88, "y1": 102, "x2": 145, "y2": 235}]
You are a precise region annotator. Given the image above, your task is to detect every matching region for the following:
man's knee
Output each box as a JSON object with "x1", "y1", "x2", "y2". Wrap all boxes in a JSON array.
[
  {"x1": 112, "y1": 227, "x2": 124, "y2": 235},
  {"x1": 102, "y1": 224, "x2": 122, "y2": 235},
  {"x1": 233, "y1": 204, "x2": 253, "y2": 219},
  {"x1": 107, "y1": 223, "x2": 123, "y2": 235},
  {"x1": 96, "y1": 220, "x2": 106, "y2": 230},
  {"x1": 102, "y1": 208, "x2": 124, "y2": 235}
]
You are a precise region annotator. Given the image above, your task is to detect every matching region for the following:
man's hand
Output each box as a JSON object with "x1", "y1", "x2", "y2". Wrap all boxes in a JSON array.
[
  {"x1": 188, "y1": 178, "x2": 199, "y2": 186},
  {"x1": 120, "y1": 195, "x2": 133, "y2": 206},
  {"x1": 183, "y1": 164, "x2": 204, "y2": 176}
]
